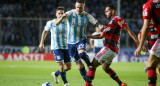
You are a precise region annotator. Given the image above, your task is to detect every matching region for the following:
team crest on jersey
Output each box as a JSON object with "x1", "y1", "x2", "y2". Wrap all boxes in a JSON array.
[
  {"x1": 154, "y1": 27, "x2": 157, "y2": 31},
  {"x1": 56, "y1": 56, "x2": 61, "y2": 60},
  {"x1": 121, "y1": 20, "x2": 124, "y2": 24},
  {"x1": 78, "y1": 44, "x2": 85, "y2": 49}
]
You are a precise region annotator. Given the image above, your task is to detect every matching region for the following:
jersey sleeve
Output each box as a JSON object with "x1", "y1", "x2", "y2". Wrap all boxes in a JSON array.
[
  {"x1": 90, "y1": 32, "x2": 96, "y2": 40},
  {"x1": 44, "y1": 21, "x2": 52, "y2": 31},
  {"x1": 102, "y1": 28, "x2": 108, "y2": 35},
  {"x1": 65, "y1": 10, "x2": 74, "y2": 19},
  {"x1": 87, "y1": 13, "x2": 98, "y2": 25},
  {"x1": 142, "y1": 4, "x2": 151, "y2": 20}
]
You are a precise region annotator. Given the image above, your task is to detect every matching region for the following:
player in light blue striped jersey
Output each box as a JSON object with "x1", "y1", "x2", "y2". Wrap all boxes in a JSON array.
[
  {"x1": 89, "y1": 27, "x2": 104, "y2": 56},
  {"x1": 39, "y1": 6, "x2": 71, "y2": 86},
  {"x1": 55, "y1": 0, "x2": 105, "y2": 84}
]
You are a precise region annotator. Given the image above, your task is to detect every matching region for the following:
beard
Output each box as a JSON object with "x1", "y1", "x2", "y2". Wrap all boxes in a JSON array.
[{"x1": 106, "y1": 12, "x2": 112, "y2": 19}]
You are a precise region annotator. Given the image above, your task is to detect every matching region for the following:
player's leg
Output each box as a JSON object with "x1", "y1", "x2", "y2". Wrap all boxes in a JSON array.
[
  {"x1": 157, "y1": 63, "x2": 160, "y2": 75},
  {"x1": 85, "y1": 46, "x2": 111, "y2": 86},
  {"x1": 102, "y1": 62, "x2": 127, "y2": 86},
  {"x1": 64, "y1": 49, "x2": 72, "y2": 71},
  {"x1": 78, "y1": 39, "x2": 91, "y2": 67},
  {"x1": 58, "y1": 62, "x2": 68, "y2": 84},
  {"x1": 147, "y1": 54, "x2": 159, "y2": 86},
  {"x1": 85, "y1": 58, "x2": 100, "y2": 86},
  {"x1": 54, "y1": 50, "x2": 71, "y2": 76},
  {"x1": 76, "y1": 59, "x2": 88, "y2": 81},
  {"x1": 67, "y1": 43, "x2": 88, "y2": 82},
  {"x1": 148, "y1": 38, "x2": 160, "y2": 86},
  {"x1": 51, "y1": 50, "x2": 69, "y2": 85}
]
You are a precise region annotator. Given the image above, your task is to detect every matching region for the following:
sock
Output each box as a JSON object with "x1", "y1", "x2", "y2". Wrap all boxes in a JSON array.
[
  {"x1": 85, "y1": 67, "x2": 96, "y2": 86},
  {"x1": 147, "y1": 67, "x2": 157, "y2": 86},
  {"x1": 79, "y1": 52, "x2": 91, "y2": 66},
  {"x1": 79, "y1": 67, "x2": 87, "y2": 81},
  {"x1": 59, "y1": 71, "x2": 68, "y2": 84},
  {"x1": 55, "y1": 70, "x2": 60, "y2": 76},
  {"x1": 105, "y1": 68, "x2": 122, "y2": 85}
]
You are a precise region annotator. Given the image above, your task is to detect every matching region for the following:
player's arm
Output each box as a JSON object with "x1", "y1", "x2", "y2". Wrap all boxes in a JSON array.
[
  {"x1": 123, "y1": 26, "x2": 139, "y2": 46},
  {"x1": 39, "y1": 21, "x2": 51, "y2": 51},
  {"x1": 138, "y1": 32, "x2": 147, "y2": 52},
  {"x1": 87, "y1": 13, "x2": 106, "y2": 30},
  {"x1": 134, "y1": 19, "x2": 150, "y2": 57},
  {"x1": 137, "y1": 33, "x2": 141, "y2": 42},
  {"x1": 39, "y1": 30, "x2": 48, "y2": 51},
  {"x1": 55, "y1": 14, "x2": 67, "y2": 25},
  {"x1": 89, "y1": 39, "x2": 94, "y2": 49},
  {"x1": 87, "y1": 33, "x2": 104, "y2": 39}
]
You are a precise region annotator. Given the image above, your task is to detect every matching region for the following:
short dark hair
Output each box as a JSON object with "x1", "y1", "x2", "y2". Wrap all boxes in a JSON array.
[
  {"x1": 106, "y1": 4, "x2": 117, "y2": 11},
  {"x1": 56, "y1": 6, "x2": 65, "y2": 11},
  {"x1": 76, "y1": 0, "x2": 85, "y2": 4}
]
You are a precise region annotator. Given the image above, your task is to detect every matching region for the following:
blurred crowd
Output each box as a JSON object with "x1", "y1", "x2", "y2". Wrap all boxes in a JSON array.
[{"x1": 0, "y1": 0, "x2": 147, "y2": 48}]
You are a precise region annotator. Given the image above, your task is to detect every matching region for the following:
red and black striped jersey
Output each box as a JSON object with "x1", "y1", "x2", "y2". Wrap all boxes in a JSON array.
[
  {"x1": 143, "y1": 0, "x2": 160, "y2": 33},
  {"x1": 139, "y1": 24, "x2": 159, "y2": 50},
  {"x1": 102, "y1": 16, "x2": 128, "y2": 53}
]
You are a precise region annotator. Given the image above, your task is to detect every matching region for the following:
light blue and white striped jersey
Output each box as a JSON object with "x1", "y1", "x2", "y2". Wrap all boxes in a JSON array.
[
  {"x1": 91, "y1": 32, "x2": 104, "y2": 48},
  {"x1": 65, "y1": 9, "x2": 98, "y2": 44},
  {"x1": 44, "y1": 19, "x2": 68, "y2": 50}
]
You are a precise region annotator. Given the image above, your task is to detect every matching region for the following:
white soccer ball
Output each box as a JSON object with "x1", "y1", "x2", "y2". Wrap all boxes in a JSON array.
[{"x1": 41, "y1": 82, "x2": 53, "y2": 86}]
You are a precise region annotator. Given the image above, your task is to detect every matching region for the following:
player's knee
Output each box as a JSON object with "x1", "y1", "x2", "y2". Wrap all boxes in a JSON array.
[
  {"x1": 79, "y1": 52, "x2": 88, "y2": 58},
  {"x1": 78, "y1": 52, "x2": 91, "y2": 66},
  {"x1": 103, "y1": 67, "x2": 110, "y2": 73},
  {"x1": 65, "y1": 66, "x2": 71, "y2": 71}
]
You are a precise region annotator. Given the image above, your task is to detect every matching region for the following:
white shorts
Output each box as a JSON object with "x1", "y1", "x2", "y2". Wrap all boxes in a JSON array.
[
  {"x1": 149, "y1": 38, "x2": 160, "y2": 58},
  {"x1": 95, "y1": 46, "x2": 118, "y2": 64}
]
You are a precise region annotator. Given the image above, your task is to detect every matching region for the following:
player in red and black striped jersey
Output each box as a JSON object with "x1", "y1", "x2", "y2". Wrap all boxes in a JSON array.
[
  {"x1": 85, "y1": 4, "x2": 139, "y2": 86},
  {"x1": 134, "y1": 0, "x2": 160, "y2": 86},
  {"x1": 138, "y1": 23, "x2": 160, "y2": 74}
]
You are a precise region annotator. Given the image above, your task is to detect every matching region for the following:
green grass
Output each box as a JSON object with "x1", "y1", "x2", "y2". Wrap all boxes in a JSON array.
[{"x1": 0, "y1": 61, "x2": 160, "y2": 86}]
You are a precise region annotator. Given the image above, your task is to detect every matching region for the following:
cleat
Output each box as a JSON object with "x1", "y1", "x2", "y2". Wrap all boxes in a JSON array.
[
  {"x1": 51, "y1": 72, "x2": 59, "y2": 84},
  {"x1": 121, "y1": 83, "x2": 127, "y2": 86},
  {"x1": 64, "y1": 83, "x2": 69, "y2": 86}
]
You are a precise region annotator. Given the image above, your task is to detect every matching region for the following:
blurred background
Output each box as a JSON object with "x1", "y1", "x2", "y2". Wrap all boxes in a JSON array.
[{"x1": 0, "y1": 0, "x2": 148, "y2": 62}]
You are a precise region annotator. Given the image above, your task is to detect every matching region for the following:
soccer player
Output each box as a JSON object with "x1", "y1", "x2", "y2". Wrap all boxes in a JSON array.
[
  {"x1": 138, "y1": 23, "x2": 160, "y2": 75},
  {"x1": 39, "y1": 6, "x2": 71, "y2": 86},
  {"x1": 85, "y1": 4, "x2": 139, "y2": 86},
  {"x1": 89, "y1": 27, "x2": 104, "y2": 56},
  {"x1": 55, "y1": 0, "x2": 105, "y2": 84},
  {"x1": 135, "y1": 0, "x2": 160, "y2": 85}
]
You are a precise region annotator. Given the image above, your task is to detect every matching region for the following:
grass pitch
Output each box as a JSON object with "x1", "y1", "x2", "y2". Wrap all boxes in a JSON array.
[{"x1": 0, "y1": 61, "x2": 160, "y2": 86}]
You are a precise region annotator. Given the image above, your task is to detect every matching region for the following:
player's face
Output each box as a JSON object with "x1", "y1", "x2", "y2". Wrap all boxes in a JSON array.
[
  {"x1": 75, "y1": 2, "x2": 85, "y2": 15},
  {"x1": 56, "y1": 10, "x2": 64, "y2": 18},
  {"x1": 105, "y1": 7, "x2": 112, "y2": 19}
]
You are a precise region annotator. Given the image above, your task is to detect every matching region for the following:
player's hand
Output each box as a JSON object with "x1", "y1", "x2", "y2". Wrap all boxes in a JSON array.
[
  {"x1": 91, "y1": 45, "x2": 95, "y2": 49},
  {"x1": 61, "y1": 14, "x2": 67, "y2": 19},
  {"x1": 39, "y1": 44, "x2": 44, "y2": 52},
  {"x1": 98, "y1": 25, "x2": 107, "y2": 30},
  {"x1": 134, "y1": 46, "x2": 141, "y2": 57}
]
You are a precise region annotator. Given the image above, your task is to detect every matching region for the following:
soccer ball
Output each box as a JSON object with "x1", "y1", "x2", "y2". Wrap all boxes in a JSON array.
[{"x1": 41, "y1": 82, "x2": 53, "y2": 86}]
